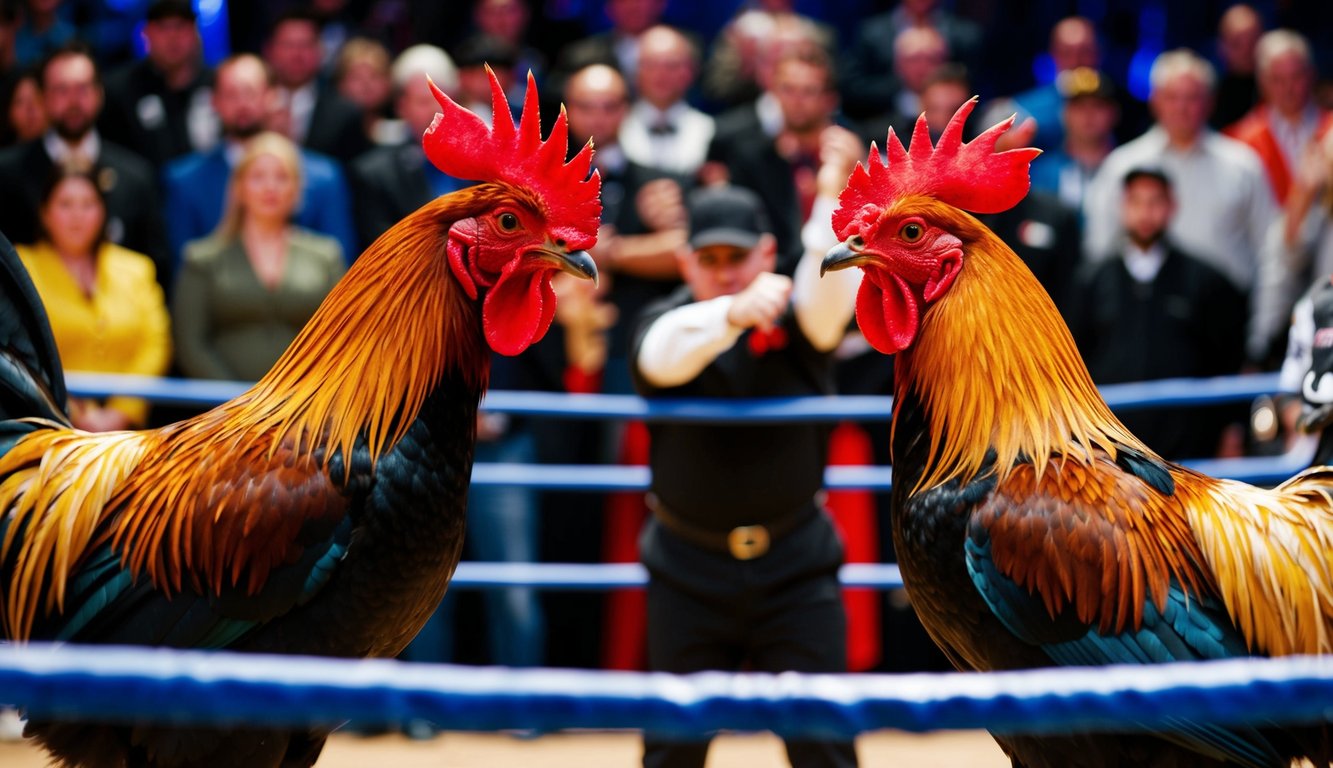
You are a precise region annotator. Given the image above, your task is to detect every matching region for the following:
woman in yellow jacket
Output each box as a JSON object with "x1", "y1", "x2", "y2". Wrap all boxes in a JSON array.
[{"x1": 18, "y1": 164, "x2": 171, "y2": 431}]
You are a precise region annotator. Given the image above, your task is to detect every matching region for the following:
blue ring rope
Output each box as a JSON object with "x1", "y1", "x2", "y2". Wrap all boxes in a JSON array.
[
  {"x1": 448, "y1": 562, "x2": 901, "y2": 590},
  {"x1": 65, "y1": 372, "x2": 1283, "y2": 418},
  {"x1": 0, "y1": 644, "x2": 1328, "y2": 738}
]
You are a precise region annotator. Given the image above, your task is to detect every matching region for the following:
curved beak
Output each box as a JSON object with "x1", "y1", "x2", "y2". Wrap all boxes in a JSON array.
[
  {"x1": 821, "y1": 241, "x2": 873, "y2": 276},
  {"x1": 538, "y1": 243, "x2": 599, "y2": 286}
]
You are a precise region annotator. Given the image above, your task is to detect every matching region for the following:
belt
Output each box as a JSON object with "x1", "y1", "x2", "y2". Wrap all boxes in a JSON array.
[{"x1": 646, "y1": 493, "x2": 818, "y2": 560}]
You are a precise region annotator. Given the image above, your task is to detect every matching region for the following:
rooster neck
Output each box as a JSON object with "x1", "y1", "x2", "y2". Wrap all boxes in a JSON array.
[
  {"x1": 227, "y1": 196, "x2": 492, "y2": 469},
  {"x1": 892, "y1": 228, "x2": 1148, "y2": 492}
]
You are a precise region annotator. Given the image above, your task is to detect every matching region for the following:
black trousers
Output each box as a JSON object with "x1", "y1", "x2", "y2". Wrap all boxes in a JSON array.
[{"x1": 642, "y1": 552, "x2": 859, "y2": 768}]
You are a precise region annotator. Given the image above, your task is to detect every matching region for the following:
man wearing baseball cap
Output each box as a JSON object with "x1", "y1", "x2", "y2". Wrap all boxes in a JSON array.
[{"x1": 630, "y1": 168, "x2": 863, "y2": 765}]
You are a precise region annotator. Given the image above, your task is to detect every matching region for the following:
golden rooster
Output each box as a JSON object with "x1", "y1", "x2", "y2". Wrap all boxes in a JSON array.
[
  {"x1": 0, "y1": 70, "x2": 599, "y2": 767},
  {"x1": 821, "y1": 100, "x2": 1333, "y2": 767}
]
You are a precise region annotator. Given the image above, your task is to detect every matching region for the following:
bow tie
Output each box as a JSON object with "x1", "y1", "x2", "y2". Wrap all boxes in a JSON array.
[{"x1": 648, "y1": 120, "x2": 676, "y2": 136}]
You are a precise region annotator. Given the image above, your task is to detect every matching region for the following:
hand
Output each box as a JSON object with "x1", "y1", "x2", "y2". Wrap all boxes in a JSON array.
[
  {"x1": 636, "y1": 179, "x2": 687, "y2": 232},
  {"x1": 816, "y1": 125, "x2": 866, "y2": 199},
  {"x1": 995, "y1": 115, "x2": 1038, "y2": 152},
  {"x1": 70, "y1": 401, "x2": 131, "y2": 432},
  {"x1": 726, "y1": 272, "x2": 792, "y2": 332},
  {"x1": 553, "y1": 273, "x2": 618, "y2": 373},
  {"x1": 589, "y1": 223, "x2": 620, "y2": 283}
]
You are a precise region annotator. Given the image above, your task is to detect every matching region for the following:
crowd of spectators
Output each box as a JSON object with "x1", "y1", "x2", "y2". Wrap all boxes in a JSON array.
[{"x1": 4, "y1": 0, "x2": 1333, "y2": 682}]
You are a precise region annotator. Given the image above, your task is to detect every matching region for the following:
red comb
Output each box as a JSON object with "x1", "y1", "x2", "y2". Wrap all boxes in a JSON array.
[
  {"x1": 423, "y1": 68, "x2": 601, "y2": 249},
  {"x1": 832, "y1": 98, "x2": 1040, "y2": 238}
]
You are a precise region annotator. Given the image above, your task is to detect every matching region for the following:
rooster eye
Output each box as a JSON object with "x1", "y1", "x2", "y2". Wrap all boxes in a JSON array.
[
  {"x1": 900, "y1": 222, "x2": 924, "y2": 242},
  {"x1": 498, "y1": 212, "x2": 520, "y2": 231}
]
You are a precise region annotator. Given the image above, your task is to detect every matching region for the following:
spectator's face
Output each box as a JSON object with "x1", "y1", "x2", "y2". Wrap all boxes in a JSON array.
[
  {"x1": 921, "y1": 81, "x2": 969, "y2": 139},
  {"x1": 475, "y1": 0, "x2": 529, "y2": 44},
  {"x1": 1218, "y1": 8, "x2": 1262, "y2": 73},
  {"x1": 771, "y1": 59, "x2": 834, "y2": 134},
  {"x1": 565, "y1": 68, "x2": 628, "y2": 146},
  {"x1": 1122, "y1": 176, "x2": 1173, "y2": 248},
  {"x1": 682, "y1": 240, "x2": 775, "y2": 300},
  {"x1": 1150, "y1": 73, "x2": 1211, "y2": 143},
  {"x1": 636, "y1": 33, "x2": 695, "y2": 108},
  {"x1": 1050, "y1": 21, "x2": 1098, "y2": 73},
  {"x1": 605, "y1": 0, "x2": 664, "y2": 36},
  {"x1": 8, "y1": 76, "x2": 46, "y2": 142},
  {"x1": 143, "y1": 16, "x2": 199, "y2": 73},
  {"x1": 396, "y1": 73, "x2": 443, "y2": 137},
  {"x1": 214, "y1": 59, "x2": 272, "y2": 139},
  {"x1": 40, "y1": 176, "x2": 104, "y2": 255},
  {"x1": 42, "y1": 53, "x2": 101, "y2": 142},
  {"x1": 266, "y1": 20, "x2": 323, "y2": 88},
  {"x1": 1062, "y1": 96, "x2": 1118, "y2": 145},
  {"x1": 237, "y1": 152, "x2": 299, "y2": 225},
  {"x1": 894, "y1": 32, "x2": 946, "y2": 95},
  {"x1": 338, "y1": 56, "x2": 391, "y2": 113},
  {"x1": 1260, "y1": 50, "x2": 1312, "y2": 118}
]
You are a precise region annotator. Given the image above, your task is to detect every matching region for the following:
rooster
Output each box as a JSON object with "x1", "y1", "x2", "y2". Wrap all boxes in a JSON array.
[
  {"x1": 0, "y1": 70, "x2": 599, "y2": 768},
  {"x1": 821, "y1": 100, "x2": 1333, "y2": 767}
]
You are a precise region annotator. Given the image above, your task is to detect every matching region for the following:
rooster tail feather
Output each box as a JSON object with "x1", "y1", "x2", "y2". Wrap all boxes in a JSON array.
[{"x1": 0, "y1": 230, "x2": 67, "y2": 425}]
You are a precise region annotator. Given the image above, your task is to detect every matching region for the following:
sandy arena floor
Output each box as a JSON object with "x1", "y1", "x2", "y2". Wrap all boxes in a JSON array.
[{"x1": 0, "y1": 729, "x2": 1011, "y2": 766}]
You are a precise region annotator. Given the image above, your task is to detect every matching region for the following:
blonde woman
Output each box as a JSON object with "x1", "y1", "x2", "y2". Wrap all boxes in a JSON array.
[
  {"x1": 17, "y1": 164, "x2": 171, "y2": 430},
  {"x1": 173, "y1": 132, "x2": 344, "y2": 381}
]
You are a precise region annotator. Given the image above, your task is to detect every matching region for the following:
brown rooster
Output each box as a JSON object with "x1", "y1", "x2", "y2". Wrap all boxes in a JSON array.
[
  {"x1": 821, "y1": 100, "x2": 1333, "y2": 767},
  {"x1": 0, "y1": 69, "x2": 599, "y2": 767}
]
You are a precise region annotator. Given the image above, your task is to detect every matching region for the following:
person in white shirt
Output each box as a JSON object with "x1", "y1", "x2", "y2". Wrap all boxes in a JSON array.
[
  {"x1": 619, "y1": 24, "x2": 715, "y2": 176},
  {"x1": 1081, "y1": 48, "x2": 1277, "y2": 361}
]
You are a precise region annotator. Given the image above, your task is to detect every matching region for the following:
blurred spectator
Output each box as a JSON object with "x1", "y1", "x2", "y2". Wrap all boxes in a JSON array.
[
  {"x1": 0, "y1": 1, "x2": 17, "y2": 81},
  {"x1": 565, "y1": 62, "x2": 687, "y2": 392},
  {"x1": 1082, "y1": 49, "x2": 1276, "y2": 362},
  {"x1": 0, "y1": 42, "x2": 169, "y2": 285},
  {"x1": 1070, "y1": 167, "x2": 1247, "y2": 460},
  {"x1": 471, "y1": 0, "x2": 545, "y2": 102},
  {"x1": 349, "y1": 44, "x2": 467, "y2": 250},
  {"x1": 856, "y1": 33, "x2": 950, "y2": 147},
  {"x1": 985, "y1": 17, "x2": 1101, "y2": 152},
  {"x1": 1257, "y1": 130, "x2": 1333, "y2": 377},
  {"x1": 699, "y1": 8, "x2": 832, "y2": 112},
  {"x1": 0, "y1": 65, "x2": 42, "y2": 145},
  {"x1": 620, "y1": 24, "x2": 713, "y2": 177},
  {"x1": 549, "y1": 0, "x2": 666, "y2": 95},
  {"x1": 838, "y1": 0, "x2": 982, "y2": 121},
  {"x1": 1277, "y1": 270, "x2": 1333, "y2": 466},
  {"x1": 13, "y1": 0, "x2": 72, "y2": 67},
  {"x1": 163, "y1": 53, "x2": 358, "y2": 271},
  {"x1": 309, "y1": 0, "x2": 362, "y2": 67},
  {"x1": 706, "y1": 46, "x2": 847, "y2": 271},
  {"x1": 99, "y1": 0, "x2": 217, "y2": 171},
  {"x1": 452, "y1": 33, "x2": 518, "y2": 125},
  {"x1": 263, "y1": 7, "x2": 370, "y2": 164},
  {"x1": 1224, "y1": 29, "x2": 1332, "y2": 205},
  {"x1": 333, "y1": 36, "x2": 395, "y2": 145},
  {"x1": 1211, "y1": 3, "x2": 1265, "y2": 130},
  {"x1": 172, "y1": 131, "x2": 344, "y2": 382},
  {"x1": 1028, "y1": 67, "x2": 1121, "y2": 211},
  {"x1": 17, "y1": 165, "x2": 170, "y2": 431}
]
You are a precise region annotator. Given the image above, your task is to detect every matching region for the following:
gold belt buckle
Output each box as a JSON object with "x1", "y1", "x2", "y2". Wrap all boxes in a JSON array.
[{"x1": 727, "y1": 524, "x2": 770, "y2": 560}]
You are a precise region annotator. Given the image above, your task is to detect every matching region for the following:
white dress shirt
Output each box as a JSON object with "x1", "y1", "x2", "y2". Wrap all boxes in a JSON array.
[{"x1": 620, "y1": 100, "x2": 716, "y2": 175}]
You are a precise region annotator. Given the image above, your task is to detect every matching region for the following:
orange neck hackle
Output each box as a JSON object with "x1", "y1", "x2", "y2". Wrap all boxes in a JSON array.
[
  {"x1": 892, "y1": 200, "x2": 1151, "y2": 492},
  {"x1": 220, "y1": 192, "x2": 496, "y2": 471}
]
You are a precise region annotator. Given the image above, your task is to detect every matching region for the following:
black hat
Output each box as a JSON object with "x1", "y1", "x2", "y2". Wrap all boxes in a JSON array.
[
  {"x1": 1123, "y1": 165, "x2": 1172, "y2": 189},
  {"x1": 453, "y1": 35, "x2": 519, "y2": 70},
  {"x1": 145, "y1": 0, "x2": 197, "y2": 22},
  {"x1": 1057, "y1": 67, "x2": 1116, "y2": 102},
  {"x1": 687, "y1": 185, "x2": 771, "y2": 250}
]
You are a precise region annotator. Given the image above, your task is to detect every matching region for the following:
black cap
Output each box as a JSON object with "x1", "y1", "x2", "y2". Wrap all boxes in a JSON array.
[
  {"x1": 1123, "y1": 165, "x2": 1172, "y2": 189},
  {"x1": 687, "y1": 185, "x2": 771, "y2": 250},
  {"x1": 1057, "y1": 67, "x2": 1116, "y2": 102},
  {"x1": 145, "y1": 0, "x2": 197, "y2": 22},
  {"x1": 453, "y1": 34, "x2": 519, "y2": 70}
]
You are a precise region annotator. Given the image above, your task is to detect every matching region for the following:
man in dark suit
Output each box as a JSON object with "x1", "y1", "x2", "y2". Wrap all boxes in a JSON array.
[
  {"x1": 98, "y1": 0, "x2": 216, "y2": 171},
  {"x1": 705, "y1": 46, "x2": 852, "y2": 274},
  {"x1": 264, "y1": 8, "x2": 369, "y2": 165},
  {"x1": 0, "y1": 42, "x2": 170, "y2": 285},
  {"x1": 349, "y1": 44, "x2": 468, "y2": 250},
  {"x1": 161, "y1": 53, "x2": 357, "y2": 269}
]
